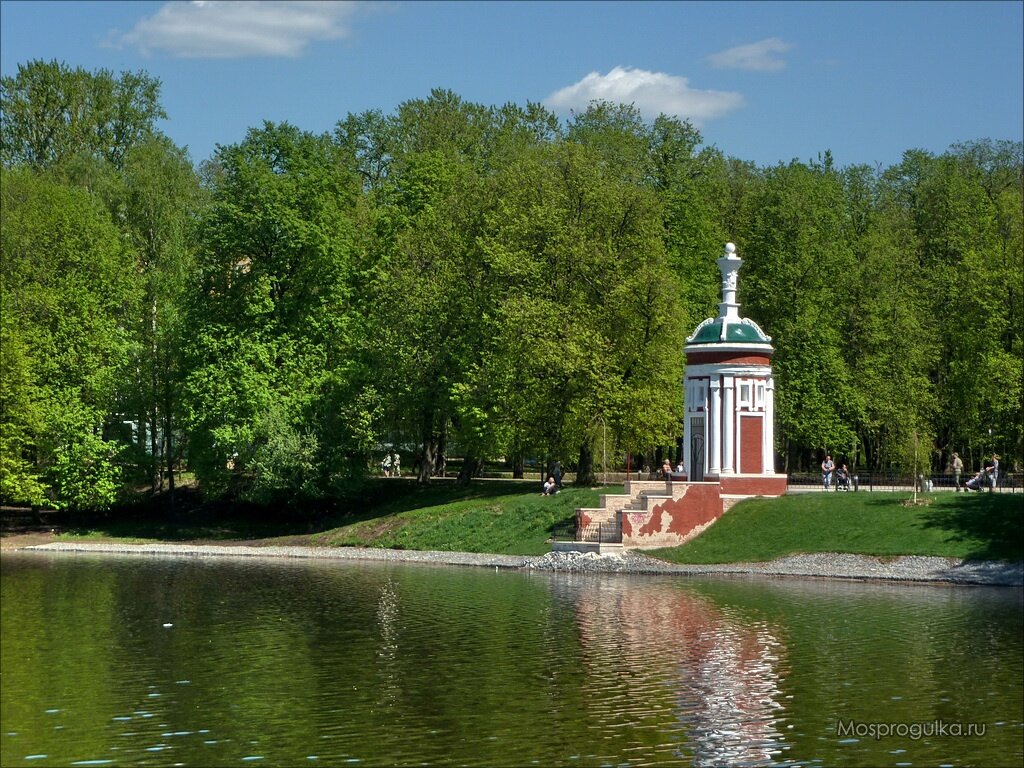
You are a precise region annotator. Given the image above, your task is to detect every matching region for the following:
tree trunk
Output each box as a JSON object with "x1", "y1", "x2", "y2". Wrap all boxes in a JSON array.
[
  {"x1": 574, "y1": 441, "x2": 596, "y2": 487},
  {"x1": 418, "y1": 409, "x2": 436, "y2": 484},
  {"x1": 418, "y1": 411, "x2": 450, "y2": 483},
  {"x1": 417, "y1": 438, "x2": 436, "y2": 483},
  {"x1": 149, "y1": 297, "x2": 161, "y2": 493},
  {"x1": 164, "y1": 405, "x2": 175, "y2": 512},
  {"x1": 435, "y1": 422, "x2": 448, "y2": 477},
  {"x1": 512, "y1": 453, "x2": 524, "y2": 479},
  {"x1": 456, "y1": 455, "x2": 484, "y2": 486},
  {"x1": 150, "y1": 411, "x2": 160, "y2": 492}
]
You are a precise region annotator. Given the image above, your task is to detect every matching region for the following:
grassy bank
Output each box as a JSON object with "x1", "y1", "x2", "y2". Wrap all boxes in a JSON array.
[
  {"x1": 305, "y1": 485, "x2": 1021, "y2": 561},
  {"x1": 649, "y1": 491, "x2": 1023, "y2": 563},
  {"x1": 9, "y1": 479, "x2": 598, "y2": 557},
  {"x1": 310, "y1": 480, "x2": 599, "y2": 556},
  {"x1": 7, "y1": 480, "x2": 1021, "y2": 562}
]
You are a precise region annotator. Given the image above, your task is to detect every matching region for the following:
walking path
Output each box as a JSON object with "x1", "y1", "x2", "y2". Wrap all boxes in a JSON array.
[{"x1": 16, "y1": 542, "x2": 1023, "y2": 587}]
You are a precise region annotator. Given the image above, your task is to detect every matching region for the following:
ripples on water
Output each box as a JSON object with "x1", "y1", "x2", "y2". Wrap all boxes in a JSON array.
[{"x1": 2, "y1": 553, "x2": 1021, "y2": 767}]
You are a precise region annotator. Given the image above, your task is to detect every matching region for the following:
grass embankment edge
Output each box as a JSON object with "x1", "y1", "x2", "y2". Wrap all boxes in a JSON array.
[{"x1": 5, "y1": 480, "x2": 1022, "y2": 563}]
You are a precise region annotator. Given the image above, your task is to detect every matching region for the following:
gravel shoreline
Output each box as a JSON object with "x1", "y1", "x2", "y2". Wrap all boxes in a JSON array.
[{"x1": 13, "y1": 542, "x2": 1023, "y2": 586}]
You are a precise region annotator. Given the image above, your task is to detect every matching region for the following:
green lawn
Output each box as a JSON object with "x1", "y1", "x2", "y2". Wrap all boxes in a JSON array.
[
  {"x1": 312, "y1": 481, "x2": 606, "y2": 556},
  {"x1": 38, "y1": 480, "x2": 1023, "y2": 562},
  {"x1": 311, "y1": 486, "x2": 1022, "y2": 561},
  {"x1": 648, "y1": 491, "x2": 1023, "y2": 563}
]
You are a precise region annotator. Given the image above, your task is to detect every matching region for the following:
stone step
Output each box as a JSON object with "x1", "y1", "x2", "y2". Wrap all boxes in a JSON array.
[
  {"x1": 625, "y1": 494, "x2": 673, "y2": 512},
  {"x1": 577, "y1": 520, "x2": 622, "y2": 542},
  {"x1": 576, "y1": 507, "x2": 618, "y2": 523},
  {"x1": 624, "y1": 479, "x2": 672, "y2": 496},
  {"x1": 625, "y1": 479, "x2": 692, "y2": 501},
  {"x1": 574, "y1": 479, "x2": 696, "y2": 545},
  {"x1": 598, "y1": 494, "x2": 633, "y2": 514}
]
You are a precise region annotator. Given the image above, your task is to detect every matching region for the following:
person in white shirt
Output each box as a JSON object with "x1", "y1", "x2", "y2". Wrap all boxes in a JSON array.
[{"x1": 821, "y1": 455, "x2": 835, "y2": 490}]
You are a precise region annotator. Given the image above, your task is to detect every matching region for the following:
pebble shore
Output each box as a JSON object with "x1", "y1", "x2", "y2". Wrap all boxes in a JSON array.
[{"x1": 17, "y1": 542, "x2": 1023, "y2": 586}]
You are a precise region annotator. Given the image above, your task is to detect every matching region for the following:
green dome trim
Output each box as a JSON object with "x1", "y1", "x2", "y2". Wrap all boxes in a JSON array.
[{"x1": 686, "y1": 317, "x2": 771, "y2": 345}]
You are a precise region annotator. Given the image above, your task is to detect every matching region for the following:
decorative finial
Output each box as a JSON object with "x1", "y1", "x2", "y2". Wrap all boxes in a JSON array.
[{"x1": 717, "y1": 242, "x2": 742, "y2": 321}]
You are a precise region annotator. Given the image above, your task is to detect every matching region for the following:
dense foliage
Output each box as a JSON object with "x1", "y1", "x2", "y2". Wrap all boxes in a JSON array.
[{"x1": 2, "y1": 60, "x2": 1021, "y2": 510}]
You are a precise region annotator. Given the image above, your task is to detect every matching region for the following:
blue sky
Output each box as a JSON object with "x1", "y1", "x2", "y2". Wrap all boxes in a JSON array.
[{"x1": 2, "y1": 1, "x2": 1021, "y2": 169}]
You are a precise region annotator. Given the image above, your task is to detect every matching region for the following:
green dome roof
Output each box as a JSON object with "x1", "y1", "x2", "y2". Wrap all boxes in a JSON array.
[{"x1": 687, "y1": 317, "x2": 771, "y2": 345}]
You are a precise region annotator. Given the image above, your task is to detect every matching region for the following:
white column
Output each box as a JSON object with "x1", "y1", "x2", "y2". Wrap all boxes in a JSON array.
[
  {"x1": 763, "y1": 378, "x2": 775, "y2": 473},
  {"x1": 709, "y1": 377, "x2": 721, "y2": 475},
  {"x1": 722, "y1": 375, "x2": 735, "y2": 473},
  {"x1": 682, "y1": 380, "x2": 692, "y2": 476}
]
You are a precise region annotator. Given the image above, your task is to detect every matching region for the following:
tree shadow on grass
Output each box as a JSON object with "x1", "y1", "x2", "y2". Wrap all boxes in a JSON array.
[
  {"x1": 919, "y1": 494, "x2": 1024, "y2": 560},
  {"x1": 42, "y1": 478, "x2": 548, "y2": 544}
]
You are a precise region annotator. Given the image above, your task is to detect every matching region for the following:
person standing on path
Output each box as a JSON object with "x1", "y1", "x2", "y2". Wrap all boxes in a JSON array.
[
  {"x1": 951, "y1": 452, "x2": 963, "y2": 491},
  {"x1": 821, "y1": 455, "x2": 835, "y2": 491},
  {"x1": 989, "y1": 453, "x2": 1000, "y2": 491}
]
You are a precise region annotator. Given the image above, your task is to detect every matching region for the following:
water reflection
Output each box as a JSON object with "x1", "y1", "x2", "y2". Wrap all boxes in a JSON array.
[
  {"x1": 688, "y1": 577, "x2": 1024, "y2": 768},
  {"x1": 2, "y1": 553, "x2": 1021, "y2": 767},
  {"x1": 563, "y1": 574, "x2": 790, "y2": 766},
  {"x1": 375, "y1": 576, "x2": 400, "y2": 709}
]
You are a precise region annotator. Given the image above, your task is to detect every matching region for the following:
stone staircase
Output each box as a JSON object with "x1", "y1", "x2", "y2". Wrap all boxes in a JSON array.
[
  {"x1": 555, "y1": 477, "x2": 727, "y2": 554},
  {"x1": 572, "y1": 478, "x2": 688, "y2": 546}
]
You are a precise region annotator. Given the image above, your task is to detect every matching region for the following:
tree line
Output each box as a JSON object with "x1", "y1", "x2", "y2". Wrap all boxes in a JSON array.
[{"x1": 1, "y1": 60, "x2": 1020, "y2": 511}]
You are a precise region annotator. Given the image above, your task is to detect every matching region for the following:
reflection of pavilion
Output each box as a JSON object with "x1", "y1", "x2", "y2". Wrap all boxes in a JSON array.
[
  {"x1": 687, "y1": 621, "x2": 787, "y2": 767},
  {"x1": 565, "y1": 576, "x2": 790, "y2": 766}
]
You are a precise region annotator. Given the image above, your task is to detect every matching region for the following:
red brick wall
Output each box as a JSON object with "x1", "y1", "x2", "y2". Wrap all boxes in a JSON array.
[
  {"x1": 740, "y1": 415, "x2": 762, "y2": 474},
  {"x1": 621, "y1": 483, "x2": 723, "y2": 548},
  {"x1": 718, "y1": 475, "x2": 787, "y2": 496},
  {"x1": 685, "y1": 352, "x2": 772, "y2": 365}
]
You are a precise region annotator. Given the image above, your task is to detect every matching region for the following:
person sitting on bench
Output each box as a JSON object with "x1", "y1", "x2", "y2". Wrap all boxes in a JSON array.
[
  {"x1": 965, "y1": 470, "x2": 985, "y2": 491},
  {"x1": 836, "y1": 464, "x2": 851, "y2": 491}
]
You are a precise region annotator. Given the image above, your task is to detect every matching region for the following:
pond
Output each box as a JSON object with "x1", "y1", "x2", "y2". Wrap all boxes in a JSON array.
[{"x1": 2, "y1": 552, "x2": 1021, "y2": 767}]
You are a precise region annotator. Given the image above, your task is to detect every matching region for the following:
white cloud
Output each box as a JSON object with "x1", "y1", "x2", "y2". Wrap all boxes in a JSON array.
[
  {"x1": 112, "y1": 1, "x2": 361, "y2": 59},
  {"x1": 544, "y1": 66, "x2": 744, "y2": 124},
  {"x1": 706, "y1": 38, "x2": 794, "y2": 72}
]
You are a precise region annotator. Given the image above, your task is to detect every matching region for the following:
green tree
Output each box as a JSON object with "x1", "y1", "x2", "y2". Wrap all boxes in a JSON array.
[
  {"x1": 648, "y1": 115, "x2": 728, "y2": 325},
  {"x1": 898, "y1": 142, "x2": 1023, "y2": 469},
  {"x1": 355, "y1": 91, "x2": 505, "y2": 483},
  {"x1": 371, "y1": 152, "x2": 491, "y2": 483},
  {"x1": 464, "y1": 135, "x2": 686, "y2": 485},
  {"x1": 0, "y1": 168, "x2": 140, "y2": 509},
  {"x1": 743, "y1": 157, "x2": 859, "y2": 470},
  {"x1": 841, "y1": 163, "x2": 935, "y2": 471},
  {"x1": 181, "y1": 123, "x2": 369, "y2": 503},
  {"x1": 115, "y1": 136, "x2": 204, "y2": 494},
  {"x1": 1, "y1": 59, "x2": 166, "y2": 170}
]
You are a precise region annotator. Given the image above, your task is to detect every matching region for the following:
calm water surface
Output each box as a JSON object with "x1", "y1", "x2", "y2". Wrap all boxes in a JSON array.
[{"x1": 2, "y1": 553, "x2": 1021, "y2": 767}]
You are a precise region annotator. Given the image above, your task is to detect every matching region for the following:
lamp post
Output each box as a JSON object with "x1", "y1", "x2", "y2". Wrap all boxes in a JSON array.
[{"x1": 601, "y1": 417, "x2": 608, "y2": 488}]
